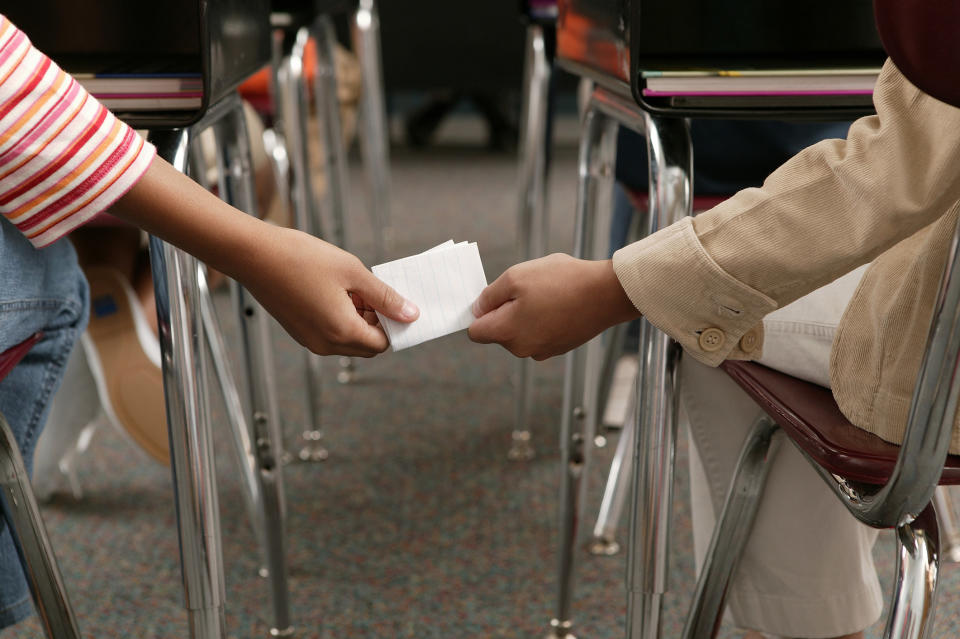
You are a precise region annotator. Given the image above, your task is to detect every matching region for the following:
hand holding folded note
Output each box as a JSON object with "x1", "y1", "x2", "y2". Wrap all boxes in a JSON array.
[{"x1": 372, "y1": 240, "x2": 488, "y2": 351}]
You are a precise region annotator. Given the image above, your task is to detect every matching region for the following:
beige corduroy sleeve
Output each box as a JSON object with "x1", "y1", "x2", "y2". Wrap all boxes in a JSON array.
[{"x1": 612, "y1": 58, "x2": 960, "y2": 367}]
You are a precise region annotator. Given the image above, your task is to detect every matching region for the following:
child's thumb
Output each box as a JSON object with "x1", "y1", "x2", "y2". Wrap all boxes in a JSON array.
[{"x1": 354, "y1": 272, "x2": 419, "y2": 323}]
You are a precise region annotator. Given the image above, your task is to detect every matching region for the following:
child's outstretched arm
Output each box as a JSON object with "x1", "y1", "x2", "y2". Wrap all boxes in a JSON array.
[
  {"x1": 0, "y1": 13, "x2": 416, "y2": 357},
  {"x1": 468, "y1": 253, "x2": 638, "y2": 360},
  {"x1": 109, "y1": 157, "x2": 418, "y2": 357}
]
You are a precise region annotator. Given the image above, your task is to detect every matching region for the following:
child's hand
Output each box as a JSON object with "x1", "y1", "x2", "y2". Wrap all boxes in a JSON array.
[
  {"x1": 242, "y1": 227, "x2": 418, "y2": 357},
  {"x1": 468, "y1": 254, "x2": 639, "y2": 360},
  {"x1": 109, "y1": 157, "x2": 417, "y2": 357}
]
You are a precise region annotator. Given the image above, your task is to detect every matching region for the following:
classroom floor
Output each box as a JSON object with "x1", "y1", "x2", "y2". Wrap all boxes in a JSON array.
[{"x1": 10, "y1": 115, "x2": 960, "y2": 638}]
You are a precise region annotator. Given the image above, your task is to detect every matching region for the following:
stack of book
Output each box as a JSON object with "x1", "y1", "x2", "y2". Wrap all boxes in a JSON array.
[
  {"x1": 641, "y1": 68, "x2": 880, "y2": 108},
  {"x1": 74, "y1": 73, "x2": 202, "y2": 111}
]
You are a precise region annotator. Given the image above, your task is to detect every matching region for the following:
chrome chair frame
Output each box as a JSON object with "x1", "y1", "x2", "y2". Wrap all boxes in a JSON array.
[
  {"x1": 512, "y1": 21, "x2": 554, "y2": 462},
  {"x1": 1, "y1": 410, "x2": 83, "y2": 639},
  {"x1": 353, "y1": 0, "x2": 393, "y2": 264},
  {"x1": 548, "y1": 85, "x2": 691, "y2": 639},
  {"x1": 272, "y1": 18, "x2": 338, "y2": 462},
  {"x1": 0, "y1": 93, "x2": 293, "y2": 639},
  {"x1": 682, "y1": 206, "x2": 960, "y2": 637},
  {"x1": 270, "y1": 0, "x2": 392, "y2": 461},
  {"x1": 148, "y1": 93, "x2": 292, "y2": 639}
]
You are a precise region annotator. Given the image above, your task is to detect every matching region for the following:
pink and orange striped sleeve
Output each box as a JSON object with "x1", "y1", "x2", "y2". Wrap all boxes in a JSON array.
[{"x1": 0, "y1": 14, "x2": 156, "y2": 248}]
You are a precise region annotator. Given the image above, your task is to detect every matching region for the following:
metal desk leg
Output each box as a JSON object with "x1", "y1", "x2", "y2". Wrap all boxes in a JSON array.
[
  {"x1": 624, "y1": 113, "x2": 691, "y2": 639},
  {"x1": 353, "y1": 0, "x2": 393, "y2": 264},
  {"x1": 0, "y1": 412, "x2": 82, "y2": 639},
  {"x1": 274, "y1": 26, "x2": 329, "y2": 463},
  {"x1": 212, "y1": 99, "x2": 294, "y2": 638},
  {"x1": 548, "y1": 105, "x2": 618, "y2": 639},
  {"x1": 512, "y1": 22, "x2": 552, "y2": 462},
  {"x1": 148, "y1": 128, "x2": 227, "y2": 639}
]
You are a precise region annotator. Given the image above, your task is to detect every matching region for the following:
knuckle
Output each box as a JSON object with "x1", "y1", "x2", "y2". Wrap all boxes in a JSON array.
[
  {"x1": 379, "y1": 288, "x2": 392, "y2": 312},
  {"x1": 500, "y1": 268, "x2": 519, "y2": 290},
  {"x1": 326, "y1": 324, "x2": 353, "y2": 346}
]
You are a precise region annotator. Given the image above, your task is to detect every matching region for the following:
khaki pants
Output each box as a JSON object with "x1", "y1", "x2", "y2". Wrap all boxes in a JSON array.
[{"x1": 683, "y1": 265, "x2": 884, "y2": 638}]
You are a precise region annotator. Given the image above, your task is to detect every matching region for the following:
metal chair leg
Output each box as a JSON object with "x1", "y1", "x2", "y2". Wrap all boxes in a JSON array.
[
  {"x1": 548, "y1": 104, "x2": 618, "y2": 639},
  {"x1": 624, "y1": 111, "x2": 692, "y2": 639},
  {"x1": 353, "y1": 0, "x2": 393, "y2": 264},
  {"x1": 681, "y1": 417, "x2": 781, "y2": 639},
  {"x1": 274, "y1": 26, "x2": 330, "y2": 463},
  {"x1": 148, "y1": 128, "x2": 228, "y2": 639},
  {"x1": 932, "y1": 486, "x2": 960, "y2": 563},
  {"x1": 0, "y1": 412, "x2": 82, "y2": 639},
  {"x1": 197, "y1": 267, "x2": 274, "y2": 571},
  {"x1": 312, "y1": 14, "x2": 349, "y2": 251},
  {"x1": 594, "y1": 321, "x2": 629, "y2": 444},
  {"x1": 589, "y1": 392, "x2": 636, "y2": 556},
  {"x1": 883, "y1": 503, "x2": 940, "y2": 639},
  {"x1": 312, "y1": 15, "x2": 356, "y2": 387},
  {"x1": 211, "y1": 98, "x2": 294, "y2": 638},
  {"x1": 512, "y1": 22, "x2": 553, "y2": 462}
]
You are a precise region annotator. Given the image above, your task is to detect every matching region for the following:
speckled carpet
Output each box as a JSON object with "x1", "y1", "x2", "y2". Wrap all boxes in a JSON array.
[{"x1": 8, "y1": 120, "x2": 960, "y2": 638}]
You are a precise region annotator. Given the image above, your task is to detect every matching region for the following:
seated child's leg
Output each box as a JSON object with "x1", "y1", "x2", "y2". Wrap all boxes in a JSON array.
[
  {"x1": 682, "y1": 266, "x2": 880, "y2": 638},
  {"x1": 683, "y1": 360, "x2": 882, "y2": 638},
  {"x1": 0, "y1": 217, "x2": 89, "y2": 628}
]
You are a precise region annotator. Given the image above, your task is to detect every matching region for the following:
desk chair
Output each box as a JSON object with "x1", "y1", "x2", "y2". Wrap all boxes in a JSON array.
[
  {"x1": 1, "y1": 333, "x2": 87, "y2": 638},
  {"x1": 684, "y1": 2, "x2": 960, "y2": 636},
  {"x1": 549, "y1": 1, "x2": 885, "y2": 637},
  {"x1": 512, "y1": 0, "x2": 558, "y2": 462},
  {"x1": 4, "y1": 2, "x2": 293, "y2": 637}
]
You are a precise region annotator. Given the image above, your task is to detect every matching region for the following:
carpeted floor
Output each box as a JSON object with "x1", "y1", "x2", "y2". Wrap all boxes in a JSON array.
[{"x1": 9, "y1": 119, "x2": 960, "y2": 638}]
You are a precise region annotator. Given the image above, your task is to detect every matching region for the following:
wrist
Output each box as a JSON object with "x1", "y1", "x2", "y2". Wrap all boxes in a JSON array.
[{"x1": 593, "y1": 259, "x2": 642, "y2": 327}]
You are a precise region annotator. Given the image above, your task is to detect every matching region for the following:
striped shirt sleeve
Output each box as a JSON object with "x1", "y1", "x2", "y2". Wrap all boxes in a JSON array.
[{"x1": 0, "y1": 14, "x2": 156, "y2": 247}]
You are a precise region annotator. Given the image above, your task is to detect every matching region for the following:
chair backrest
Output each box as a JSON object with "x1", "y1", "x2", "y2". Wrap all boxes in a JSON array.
[{"x1": 873, "y1": 0, "x2": 960, "y2": 108}]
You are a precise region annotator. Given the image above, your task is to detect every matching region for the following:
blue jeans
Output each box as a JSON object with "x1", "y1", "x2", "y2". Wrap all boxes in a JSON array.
[{"x1": 0, "y1": 217, "x2": 88, "y2": 629}]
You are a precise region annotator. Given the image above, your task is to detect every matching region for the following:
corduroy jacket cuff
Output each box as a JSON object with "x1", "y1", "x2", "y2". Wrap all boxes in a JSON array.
[{"x1": 612, "y1": 217, "x2": 778, "y2": 366}]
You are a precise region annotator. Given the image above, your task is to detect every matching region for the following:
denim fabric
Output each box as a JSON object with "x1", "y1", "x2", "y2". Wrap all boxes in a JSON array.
[{"x1": 0, "y1": 217, "x2": 88, "y2": 629}]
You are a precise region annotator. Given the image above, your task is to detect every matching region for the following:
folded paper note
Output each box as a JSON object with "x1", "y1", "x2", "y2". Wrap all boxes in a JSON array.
[{"x1": 372, "y1": 240, "x2": 488, "y2": 351}]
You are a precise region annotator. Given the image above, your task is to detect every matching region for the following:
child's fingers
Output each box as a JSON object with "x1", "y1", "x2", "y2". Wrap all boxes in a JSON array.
[
  {"x1": 472, "y1": 270, "x2": 518, "y2": 318},
  {"x1": 351, "y1": 269, "x2": 419, "y2": 323},
  {"x1": 468, "y1": 301, "x2": 515, "y2": 344}
]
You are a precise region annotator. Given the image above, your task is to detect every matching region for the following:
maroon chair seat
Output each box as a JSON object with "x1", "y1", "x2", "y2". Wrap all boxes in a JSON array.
[
  {"x1": 0, "y1": 333, "x2": 43, "y2": 383},
  {"x1": 624, "y1": 189, "x2": 728, "y2": 215},
  {"x1": 721, "y1": 360, "x2": 960, "y2": 486}
]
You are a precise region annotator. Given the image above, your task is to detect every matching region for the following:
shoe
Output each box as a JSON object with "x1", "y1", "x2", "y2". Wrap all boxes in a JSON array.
[
  {"x1": 83, "y1": 267, "x2": 169, "y2": 465},
  {"x1": 32, "y1": 338, "x2": 101, "y2": 501}
]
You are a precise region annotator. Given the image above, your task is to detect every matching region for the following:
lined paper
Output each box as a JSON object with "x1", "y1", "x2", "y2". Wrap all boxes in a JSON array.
[{"x1": 372, "y1": 241, "x2": 488, "y2": 351}]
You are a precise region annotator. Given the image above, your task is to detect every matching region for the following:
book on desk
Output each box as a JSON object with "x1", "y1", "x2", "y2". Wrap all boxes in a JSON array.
[
  {"x1": 73, "y1": 73, "x2": 203, "y2": 111},
  {"x1": 640, "y1": 67, "x2": 881, "y2": 109}
]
